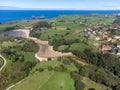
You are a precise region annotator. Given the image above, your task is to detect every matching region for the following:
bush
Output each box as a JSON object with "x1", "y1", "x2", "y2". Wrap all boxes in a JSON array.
[
  {"x1": 57, "y1": 57, "x2": 62, "y2": 61},
  {"x1": 33, "y1": 21, "x2": 51, "y2": 29},
  {"x1": 79, "y1": 65, "x2": 119, "y2": 88},
  {"x1": 48, "y1": 66, "x2": 53, "y2": 71},
  {"x1": 48, "y1": 58, "x2": 52, "y2": 61},
  {"x1": 54, "y1": 65, "x2": 67, "y2": 72},
  {"x1": 22, "y1": 40, "x2": 39, "y2": 53},
  {"x1": 88, "y1": 88, "x2": 95, "y2": 90},
  {"x1": 62, "y1": 57, "x2": 72, "y2": 65},
  {"x1": 38, "y1": 68, "x2": 44, "y2": 72},
  {"x1": 75, "y1": 80, "x2": 85, "y2": 90},
  {"x1": 66, "y1": 27, "x2": 71, "y2": 30}
]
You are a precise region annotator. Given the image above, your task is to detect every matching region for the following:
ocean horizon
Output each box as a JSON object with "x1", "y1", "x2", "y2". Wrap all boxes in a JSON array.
[{"x1": 0, "y1": 10, "x2": 120, "y2": 23}]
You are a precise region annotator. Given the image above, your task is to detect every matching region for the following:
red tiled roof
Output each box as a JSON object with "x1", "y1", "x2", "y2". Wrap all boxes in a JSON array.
[{"x1": 99, "y1": 45, "x2": 112, "y2": 51}]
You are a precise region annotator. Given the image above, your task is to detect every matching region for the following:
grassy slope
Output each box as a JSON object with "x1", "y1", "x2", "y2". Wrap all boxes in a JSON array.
[
  {"x1": 10, "y1": 60, "x2": 108, "y2": 90},
  {"x1": 23, "y1": 52, "x2": 38, "y2": 62},
  {"x1": 82, "y1": 77, "x2": 108, "y2": 90},
  {"x1": 1, "y1": 41, "x2": 17, "y2": 47},
  {"x1": 40, "y1": 72, "x2": 75, "y2": 90},
  {"x1": 2, "y1": 52, "x2": 38, "y2": 76},
  {"x1": 11, "y1": 71, "x2": 53, "y2": 90},
  {"x1": 11, "y1": 71, "x2": 75, "y2": 90},
  {"x1": 11, "y1": 60, "x2": 77, "y2": 90},
  {"x1": 31, "y1": 60, "x2": 78, "y2": 73}
]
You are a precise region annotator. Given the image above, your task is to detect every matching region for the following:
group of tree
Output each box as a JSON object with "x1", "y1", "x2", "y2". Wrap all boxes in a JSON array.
[
  {"x1": 0, "y1": 25, "x2": 20, "y2": 33},
  {"x1": 71, "y1": 72, "x2": 85, "y2": 90},
  {"x1": 0, "y1": 37, "x2": 39, "y2": 90},
  {"x1": 72, "y1": 48, "x2": 120, "y2": 90},
  {"x1": 113, "y1": 16, "x2": 120, "y2": 24},
  {"x1": 30, "y1": 21, "x2": 51, "y2": 38},
  {"x1": 21, "y1": 40, "x2": 39, "y2": 53}
]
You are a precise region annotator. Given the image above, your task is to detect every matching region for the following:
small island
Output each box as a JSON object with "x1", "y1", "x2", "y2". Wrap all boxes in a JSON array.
[{"x1": 31, "y1": 16, "x2": 45, "y2": 20}]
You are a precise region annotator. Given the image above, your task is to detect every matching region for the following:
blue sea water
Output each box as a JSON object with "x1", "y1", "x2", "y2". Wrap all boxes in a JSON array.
[{"x1": 0, "y1": 10, "x2": 120, "y2": 23}]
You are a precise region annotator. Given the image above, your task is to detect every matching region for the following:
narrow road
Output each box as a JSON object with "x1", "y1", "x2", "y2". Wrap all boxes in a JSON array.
[
  {"x1": 0, "y1": 54, "x2": 7, "y2": 72},
  {"x1": 6, "y1": 79, "x2": 25, "y2": 90}
]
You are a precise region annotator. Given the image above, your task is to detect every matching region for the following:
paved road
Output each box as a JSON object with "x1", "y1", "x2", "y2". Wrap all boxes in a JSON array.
[{"x1": 0, "y1": 54, "x2": 7, "y2": 72}]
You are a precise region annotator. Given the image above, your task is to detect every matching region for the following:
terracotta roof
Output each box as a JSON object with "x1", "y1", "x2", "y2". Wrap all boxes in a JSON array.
[{"x1": 99, "y1": 45, "x2": 112, "y2": 51}]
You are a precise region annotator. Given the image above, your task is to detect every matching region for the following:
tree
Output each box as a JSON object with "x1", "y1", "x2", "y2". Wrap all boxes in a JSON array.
[{"x1": 32, "y1": 21, "x2": 51, "y2": 30}]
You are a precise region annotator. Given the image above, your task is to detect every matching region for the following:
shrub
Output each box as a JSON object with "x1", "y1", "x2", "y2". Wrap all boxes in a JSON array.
[
  {"x1": 22, "y1": 40, "x2": 39, "y2": 53},
  {"x1": 48, "y1": 66, "x2": 53, "y2": 71},
  {"x1": 33, "y1": 21, "x2": 51, "y2": 29},
  {"x1": 75, "y1": 80, "x2": 85, "y2": 90},
  {"x1": 66, "y1": 27, "x2": 71, "y2": 30},
  {"x1": 38, "y1": 68, "x2": 44, "y2": 72},
  {"x1": 62, "y1": 57, "x2": 72, "y2": 65},
  {"x1": 88, "y1": 88, "x2": 95, "y2": 90},
  {"x1": 48, "y1": 58, "x2": 52, "y2": 61},
  {"x1": 54, "y1": 65, "x2": 67, "y2": 72}
]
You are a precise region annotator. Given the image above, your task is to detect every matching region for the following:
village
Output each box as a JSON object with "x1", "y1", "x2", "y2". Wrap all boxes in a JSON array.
[{"x1": 82, "y1": 17, "x2": 120, "y2": 55}]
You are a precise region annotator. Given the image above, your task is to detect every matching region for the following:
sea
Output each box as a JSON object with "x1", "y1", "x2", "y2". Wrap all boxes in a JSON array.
[{"x1": 0, "y1": 10, "x2": 120, "y2": 23}]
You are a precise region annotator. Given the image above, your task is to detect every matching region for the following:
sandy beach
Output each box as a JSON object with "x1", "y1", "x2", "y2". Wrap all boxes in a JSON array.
[{"x1": 13, "y1": 29, "x2": 72, "y2": 61}]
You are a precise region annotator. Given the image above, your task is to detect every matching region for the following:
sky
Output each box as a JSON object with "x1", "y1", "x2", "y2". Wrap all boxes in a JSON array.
[{"x1": 0, "y1": 0, "x2": 120, "y2": 10}]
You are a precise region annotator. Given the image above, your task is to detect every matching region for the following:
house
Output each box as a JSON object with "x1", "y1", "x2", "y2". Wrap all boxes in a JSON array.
[
  {"x1": 114, "y1": 36, "x2": 120, "y2": 40},
  {"x1": 107, "y1": 37, "x2": 112, "y2": 42},
  {"x1": 95, "y1": 36, "x2": 100, "y2": 41},
  {"x1": 99, "y1": 44, "x2": 112, "y2": 53}
]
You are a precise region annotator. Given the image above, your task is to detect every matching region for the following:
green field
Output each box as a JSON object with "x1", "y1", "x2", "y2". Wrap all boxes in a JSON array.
[
  {"x1": 11, "y1": 71, "x2": 75, "y2": 90},
  {"x1": 31, "y1": 60, "x2": 78, "y2": 73},
  {"x1": 82, "y1": 77, "x2": 108, "y2": 90},
  {"x1": 11, "y1": 59, "x2": 77, "y2": 90},
  {"x1": 8, "y1": 60, "x2": 108, "y2": 90},
  {"x1": 0, "y1": 20, "x2": 40, "y2": 32},
  {"x1": 23, "y1": 52, "x2": 38, "y2": 62},
  {"x1": 1, "y1": 41, "x2": 17, "y2": 47}
]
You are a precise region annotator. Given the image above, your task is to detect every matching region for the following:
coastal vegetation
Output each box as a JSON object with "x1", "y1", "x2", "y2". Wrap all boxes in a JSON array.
[
  {"x1": 0, "y1": 36, "x2": 39, "y2": 90},
  {"x1": 0, "y1": 14, "x2": 120, "y2": 90},
  {"x1": 11, "y1": 58, "x2": 107, "y2": 90},
  {"x1": 29, "y1": 14, "x2": 120, "y2": 90}
]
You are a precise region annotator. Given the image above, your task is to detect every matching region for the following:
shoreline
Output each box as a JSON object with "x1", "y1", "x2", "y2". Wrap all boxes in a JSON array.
[
  {"x1": 12, "y1": 29, "x2": 72, "y2": 61},
  {"x1": 0, "y1": 10, "x2": 120, "y2": 23}
]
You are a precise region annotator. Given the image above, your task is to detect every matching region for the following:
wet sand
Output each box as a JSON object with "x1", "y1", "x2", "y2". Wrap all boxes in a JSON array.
[{"x1": 13, "y1": 29, "x2": 72, "y2": 61}]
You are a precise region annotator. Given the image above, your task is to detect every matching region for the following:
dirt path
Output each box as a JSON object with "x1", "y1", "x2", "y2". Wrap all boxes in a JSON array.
[
  {"x1": 13, "y1": 29, "x2": 73, "y2": 61},
  {"x1": 0, "y1": 54, "x2": 7, "y2": 72},
  {"x1": 6, "y1": 79, "x2": 25, "y2": 90}
]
